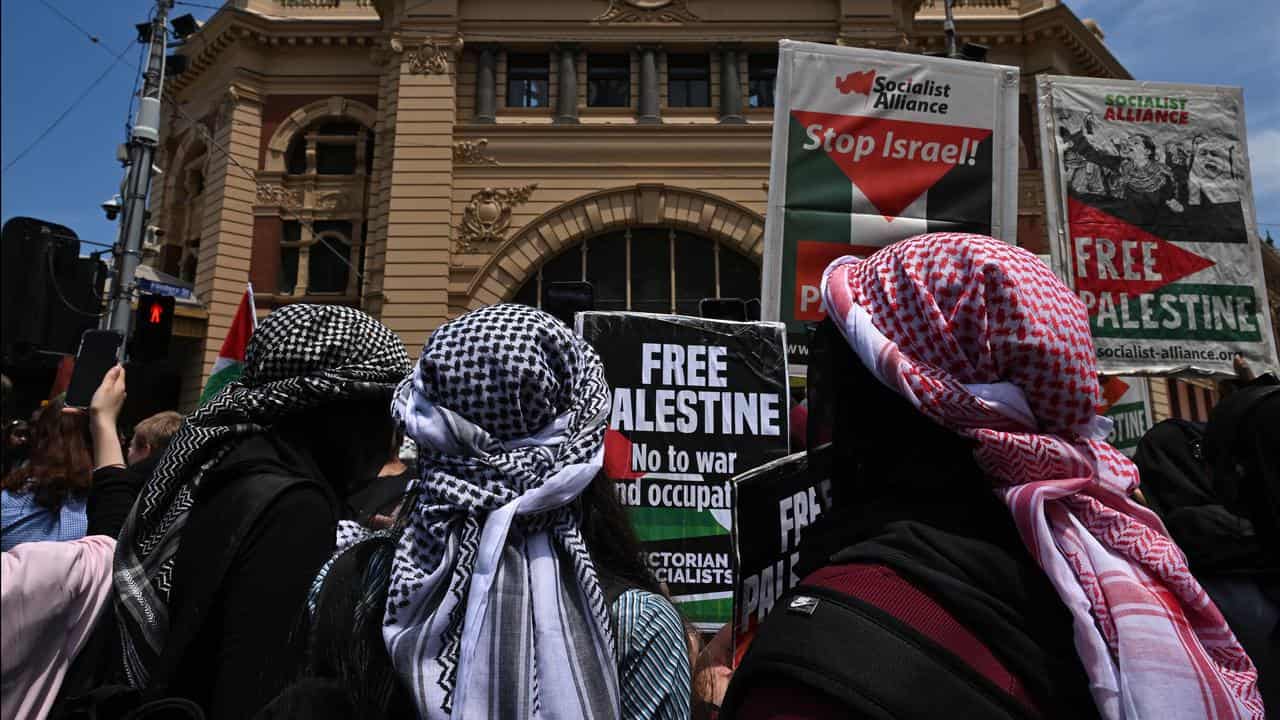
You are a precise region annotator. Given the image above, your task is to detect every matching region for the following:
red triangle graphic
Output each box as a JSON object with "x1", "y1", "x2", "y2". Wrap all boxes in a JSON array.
[
  {"x1": 604, "y1": 429, "x2": 645, "y2": 480},
  {"x1": 792, "y1": 110, "x2": 991, "y2": 219},
  {"x1": 1067, "y1": 197, "x2": 1216, "y2": 298},
  {"x1": 1097, "y1": 376, "x2": 1129, "y2": 414}
]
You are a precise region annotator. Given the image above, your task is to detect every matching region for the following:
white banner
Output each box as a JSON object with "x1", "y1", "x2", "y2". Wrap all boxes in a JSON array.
[{"x1": 1037, "y1": 75, "x2": 1278, "y2": 375}]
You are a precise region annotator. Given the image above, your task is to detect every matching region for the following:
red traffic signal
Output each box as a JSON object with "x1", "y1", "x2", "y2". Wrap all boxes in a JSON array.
[{"x1": 132, "y1": 294, "x2": 175, "y2": 361}]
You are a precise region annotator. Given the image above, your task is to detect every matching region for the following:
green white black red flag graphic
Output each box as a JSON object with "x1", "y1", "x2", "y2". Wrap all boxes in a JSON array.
[
  {"x1": 1038, "y1": 75, "x2": 1278, "y2": 374},
  {"x1": 761, "y1": 41, "x2": 1020, "y2": 368}
]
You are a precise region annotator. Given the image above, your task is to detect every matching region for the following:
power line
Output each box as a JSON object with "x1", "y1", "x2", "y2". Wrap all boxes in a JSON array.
[
  {"x1": 46, "y1": 251, "x2": 105, "y2": 319},
  {"x1": 2, "y1": 43, "x2": 135, "y2": 175},
  {"x1": 37, "y1": 0, "x2": 107, "y2": 49}
]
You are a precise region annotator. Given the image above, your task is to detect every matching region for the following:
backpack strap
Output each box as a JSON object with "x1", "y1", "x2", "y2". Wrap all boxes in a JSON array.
[
  {"x1": 146, "y1": 472, "x2": 325, "y2": 700},
  {"x1": 720, "y1": 584, "x2": 1038, "y2": 720}
]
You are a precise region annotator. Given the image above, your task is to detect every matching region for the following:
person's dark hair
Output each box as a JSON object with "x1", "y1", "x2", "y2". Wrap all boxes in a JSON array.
[
  {"x1": 580, "y1": 473, "x2": 663, "y2": 597},
  {"x1": 390, "y1": 427, "x2": 404, "y2": 459},
  {"x1": 293, "y1": 535, "x2": 412, "y2": 719},
  {"x1": 1, "y1": 400, "x2": 91, "y2": 509},
  {"x1": 1135, "y1": 133, "x2": 1156, "y2": 161}
]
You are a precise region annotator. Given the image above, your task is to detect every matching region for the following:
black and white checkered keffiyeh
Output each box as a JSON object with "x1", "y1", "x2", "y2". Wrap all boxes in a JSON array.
[
  {"x1": 113, "y1": 304, "x2": 411, "y2": 688},
  {"x1": 386, "y1": 304, "x2": 618, "y2": 720}
]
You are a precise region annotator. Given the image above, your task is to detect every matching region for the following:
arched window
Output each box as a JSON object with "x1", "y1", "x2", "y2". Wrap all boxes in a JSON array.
[
  {"x1": 284, "y1": 121, "x2": 374, "y2": 176},
  {"x1": 512, "y1": 228, "x2": 760, "y2": 315},
  {"x1": 271, "y1": 113, "x2": 374, "y2": 300}
]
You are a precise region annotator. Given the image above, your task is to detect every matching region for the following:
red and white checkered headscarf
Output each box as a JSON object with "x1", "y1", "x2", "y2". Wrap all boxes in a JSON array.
[{"x1": 821, "y1": 233, "x2": 1262, "y2": 720}]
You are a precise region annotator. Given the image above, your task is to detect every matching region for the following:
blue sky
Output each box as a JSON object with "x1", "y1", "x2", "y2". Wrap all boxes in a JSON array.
[
  {"x1": 2, "y1": 0, "x2": 1278, "y2": 249},
  {"x1": 1, "y1": 1, "x2": 216, "y2": 250}
]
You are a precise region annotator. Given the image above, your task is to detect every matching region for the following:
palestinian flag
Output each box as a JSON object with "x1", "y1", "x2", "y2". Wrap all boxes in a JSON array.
[
  {"x1": 781, "y1": 110, "x2": 996, "y2": 326},
  {"x1": 199, "y1": 284, "x2": 256, "y2": 405}
]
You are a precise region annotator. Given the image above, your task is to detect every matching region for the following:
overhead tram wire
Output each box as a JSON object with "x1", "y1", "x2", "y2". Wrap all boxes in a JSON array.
[
  {"x1": 1, "y1": 43, "x2": 135, "y2": 175},
  {"x1": 173, "y1": 1, "x2": 223, "y2": 10},
  {"x1": 5, "y1": 2, "x2": 152, "y2": 175},
  {"x1": 30, "y1": 0, "x2": 361, "y2": 282},
  {"x1": 36, "y1": 0, "x2": 108, "y2": 46}
]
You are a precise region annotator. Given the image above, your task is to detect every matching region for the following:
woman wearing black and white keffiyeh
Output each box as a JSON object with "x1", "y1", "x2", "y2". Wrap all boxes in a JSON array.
[
  {"x1": 264, "y1": 304, "x2": 692, "y2": 720},
  {"x1": 65, "y1": 304, "x2": 411, "y2": 720}
]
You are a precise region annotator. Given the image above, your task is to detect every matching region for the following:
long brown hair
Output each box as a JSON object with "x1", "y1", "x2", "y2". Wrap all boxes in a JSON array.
[{"x1": 1, "y1": 403, "x2": 92, "y2": 509}]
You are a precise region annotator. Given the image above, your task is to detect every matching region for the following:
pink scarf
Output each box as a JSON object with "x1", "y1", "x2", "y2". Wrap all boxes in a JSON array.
[{"x1": 820, "y1": 233, "x2": 1262, "y2": 719}]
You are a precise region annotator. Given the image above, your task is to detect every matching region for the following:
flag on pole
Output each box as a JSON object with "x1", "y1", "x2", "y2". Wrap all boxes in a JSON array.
[{"x1": 199, "y1": 284, "x2": 256, "y2": 405}]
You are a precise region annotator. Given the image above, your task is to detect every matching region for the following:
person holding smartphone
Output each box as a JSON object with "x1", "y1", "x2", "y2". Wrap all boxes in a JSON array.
[{"x1": 1, "y1": 402, "x2": 92, "y2": 551}]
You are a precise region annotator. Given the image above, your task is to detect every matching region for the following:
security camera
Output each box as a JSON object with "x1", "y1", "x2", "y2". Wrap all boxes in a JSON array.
[{"x1": 102, "y1": 195, "x2": 124, "y2": 221}]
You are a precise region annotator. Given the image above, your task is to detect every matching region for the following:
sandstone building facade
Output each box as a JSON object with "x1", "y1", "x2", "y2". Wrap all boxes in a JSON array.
[{"x1": 153, "y1": 0, "x2": 1134, "y2": 410}]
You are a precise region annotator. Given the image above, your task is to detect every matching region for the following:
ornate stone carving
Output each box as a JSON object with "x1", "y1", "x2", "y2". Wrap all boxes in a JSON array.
[
  {"x1": 594, "y1": 0, "x2": 698, "y2": 23},
  {"x1": 456, "y1": 184, "x2": 537, "y2": 253},
  {"x1": 452, "y1": 139, "x2": 499, "y2": 165},
  {"x1": 256, "y1": 183, "x2": 300, "y2": 209},
  {"x1": 315, "y1": 191, "x2": 352, "y2": 211},
  {"x1": 402, "y1": 34, "x2": 464, "y2": 75},
  {"x1": 217, "y1": 84, "x2": 242, "y2": 127}
]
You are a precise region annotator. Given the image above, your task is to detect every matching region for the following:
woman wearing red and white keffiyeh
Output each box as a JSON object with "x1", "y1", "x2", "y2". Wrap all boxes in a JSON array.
[{"x1": 809, "y1": 233, "x2": 1262, "y2": 719}]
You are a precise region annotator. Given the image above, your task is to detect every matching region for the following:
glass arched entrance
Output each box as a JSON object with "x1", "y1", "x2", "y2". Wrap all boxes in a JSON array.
[{"x1": 511, "y1": 227, "x2": 760, "y2": 315}]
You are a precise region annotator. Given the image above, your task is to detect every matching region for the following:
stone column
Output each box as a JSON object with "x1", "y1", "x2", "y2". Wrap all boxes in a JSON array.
[
  {"x1": 719, "y1": 46, "x2": 744, "y2": 123},
  {"x1": 189, "y1": 81, "x2": 263, "y2": 409},
  {"x1": 474, "y1": 45, "x2": 497, "y2": 123},
  {"x1": 637, "y1": 46, "x2": 661, "y2": 124},
  {"x1": 377, "y1": 33, "x2": 459, "y2": 355},
  {"x1": 555, "y1": 45, "x2": 579, "y2": 124}
]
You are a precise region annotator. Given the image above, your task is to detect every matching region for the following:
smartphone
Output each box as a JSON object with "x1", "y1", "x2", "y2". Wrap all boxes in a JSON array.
[{"x1": 65, "y1": 330, "x2": 124, "y2": 408}]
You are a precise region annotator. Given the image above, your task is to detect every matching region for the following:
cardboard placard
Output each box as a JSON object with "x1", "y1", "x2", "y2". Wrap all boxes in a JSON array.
[{"x1": 577, "y1": 311, "x2": 791, "y2": 630}]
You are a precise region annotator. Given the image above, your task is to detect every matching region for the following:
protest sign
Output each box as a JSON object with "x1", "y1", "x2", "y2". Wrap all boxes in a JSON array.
[
  {"x1": 730, "y1": 446, "x2": 830, "y2": 664},
  {"x1": 1099, "y1": 376, "x2": 1154, "y2": 457},
  {"x1": 577, "y1": 312, "x2": 790, "y2": 630},
  {"x1": 1038, "y1": 75, "x2": 1278, "y2": 375},
  {"x1": 761, "y1": 41, "x2": 1020, "y2": 367}
]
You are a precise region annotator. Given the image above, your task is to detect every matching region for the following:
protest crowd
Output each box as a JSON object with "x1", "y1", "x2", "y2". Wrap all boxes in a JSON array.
[{"x1": 0, "y1": 231, "x2": 1274, "y2": 720}]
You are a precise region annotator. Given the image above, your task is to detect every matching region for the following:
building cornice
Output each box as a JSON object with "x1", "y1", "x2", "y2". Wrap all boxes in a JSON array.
[
  {"x1": 168, "y1": 9, "x2": 384, "y2": 94},
  {"x1": 451, "y1": 123, "x2": 773, "y2": 169},
  {"x1": 909, "y1": 4, "x2": 1129, "y2": 79}
]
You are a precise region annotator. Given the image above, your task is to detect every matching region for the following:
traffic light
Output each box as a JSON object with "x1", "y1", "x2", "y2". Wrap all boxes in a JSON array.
[{"x1": 132, "y1": 294, "x2": 175, "y2": 361}]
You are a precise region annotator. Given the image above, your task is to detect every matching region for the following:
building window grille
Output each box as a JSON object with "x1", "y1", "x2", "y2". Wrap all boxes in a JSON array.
[
  {"x1": 284, "y1": 121, "x2": 370, "y2": 176},
  {"x1": 748, "y1": 53, "x2": 778, "y2": 108},
  {"x1": 667, "y1": 53, "x2": 710, "y2": 107},
  {"x1": 587, "y1": 53, "x2": 630, "y2": 107},
  {"x1": 278, "y1": 220, "x2": 361, "y2": 297},
  {"x1": 512, "y1": 228, "x2": 759, "y2": 314},
  {"x1": 507, "y1": 53, "x2": 550, "y2": 108},
  {"x1": 270, "y1": 114, "x2": 372, "y2": 302}
]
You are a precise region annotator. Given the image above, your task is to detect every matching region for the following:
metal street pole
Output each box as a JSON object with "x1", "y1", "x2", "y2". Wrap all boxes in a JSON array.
[
  {"x1": 943, "y1": 0, "x2": 960, "y2": 59},
  {"x1": 107, "y1": 0, "x2": 171, "y2": 343}
]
